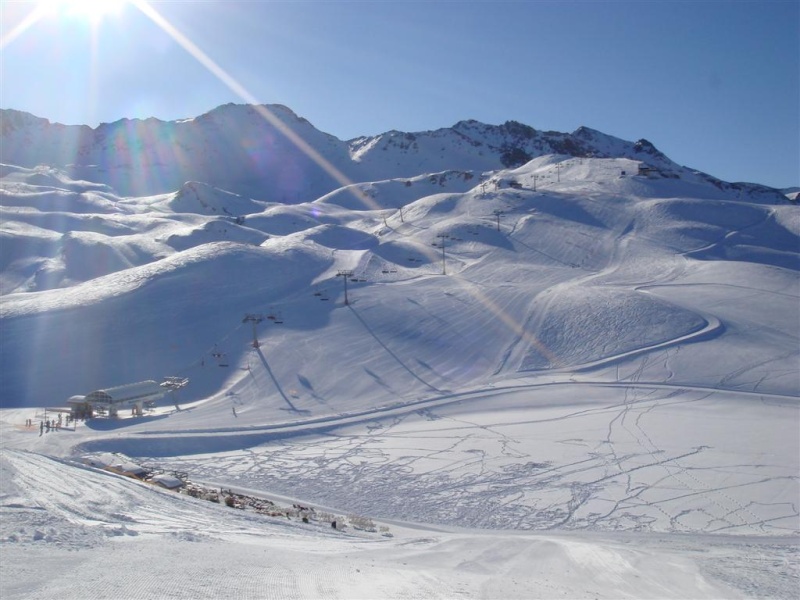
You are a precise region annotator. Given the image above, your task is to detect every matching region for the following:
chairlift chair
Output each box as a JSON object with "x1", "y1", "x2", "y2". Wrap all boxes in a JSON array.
[{"x1": 212, "y1": 349, "x2": 229, "y2": 367}]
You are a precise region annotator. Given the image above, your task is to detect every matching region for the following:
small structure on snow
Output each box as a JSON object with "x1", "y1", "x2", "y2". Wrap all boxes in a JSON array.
[
  {"x1": 151, "y1": 473, "x2": 185, "y2": 490},
  {"x1": 82, "y1": 453, "x2": 149, "y2": 479},
  {"x1": 68, "y1": 380, "x2": 166, "y2": 418},
  {"x1": 108, "y1": 461, "x2": 149, "y2": 479},
  {"x1": 637, "y1": 164, "x2": 656, "y2": 177}
]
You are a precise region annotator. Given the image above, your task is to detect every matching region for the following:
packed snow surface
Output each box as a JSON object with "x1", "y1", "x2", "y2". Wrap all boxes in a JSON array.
[{"x1": 1, "y1": 107, "x2": 798, "y2": 598}]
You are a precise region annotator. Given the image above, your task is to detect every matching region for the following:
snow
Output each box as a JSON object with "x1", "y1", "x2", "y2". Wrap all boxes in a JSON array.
[
  {"x1": 1, "y1": 107, "x2": 798, "y2": 598},
  {"x1": 2, "y1": 447, "x2": 794, "y2": 600}
]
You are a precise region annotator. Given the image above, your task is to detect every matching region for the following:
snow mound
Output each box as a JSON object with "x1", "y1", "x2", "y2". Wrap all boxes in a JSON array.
[
  {"x1": 303, "y1": 224, "x2": 378, "y2": 250},
  {"x1": 316, "y1": 170, "x2": 479, "y2": 210},
  {"x1": 520, "y1": 287, "x2": 708, "y2": 371},
  {"x1": 160, "y1": 181, "x2": 267, "y2": 217}
]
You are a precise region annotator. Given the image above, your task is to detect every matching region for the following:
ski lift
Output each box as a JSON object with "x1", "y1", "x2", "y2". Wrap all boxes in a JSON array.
[
  {"x1": 267, "y1": 310, "x2": 284, "y2": 324},
  {"x1": 211, "y1": 349, "x2": 229, "y2": 367}
]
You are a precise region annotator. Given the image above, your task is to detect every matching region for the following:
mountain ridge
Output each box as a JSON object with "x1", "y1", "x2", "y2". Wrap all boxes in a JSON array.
[
  {"x1": 1, "y1": 103, "x2": 797, "y2": 409},
  {"x1": 0, "y1": 103, "x2": 797, "y2": 599},
  {"x1": 1, "y1": 104, "x2": 789, "y2": 203}
]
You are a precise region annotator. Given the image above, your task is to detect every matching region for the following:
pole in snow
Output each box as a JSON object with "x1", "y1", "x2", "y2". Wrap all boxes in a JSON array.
[
  {"x1": 433, "y1": 234, "x2": 450, "y2": 275},
  {"x1": 555, "y1": 163, "x2": 564, "y2": 182},
  {"x1": 242, "y1": 314, "x2": 265, "y2": 348},
  {"x1": 337, "y1": 270, "x2": 354, "y2": 305},
  {"x1": 492, "y1": 209, "x2": 504, "y2": 231}
]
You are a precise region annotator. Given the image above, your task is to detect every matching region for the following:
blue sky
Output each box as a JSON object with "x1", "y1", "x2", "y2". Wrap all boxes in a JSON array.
[{"x1": 1, "y1": 0, "x2": 798, "y2": 188}]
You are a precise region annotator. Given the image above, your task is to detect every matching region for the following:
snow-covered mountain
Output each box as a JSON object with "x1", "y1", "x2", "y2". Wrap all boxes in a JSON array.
[
  {"x1": 1, "y1": 104, "x2": 789, "y2": 202},
  {"x1": 1, "y1": 104, "x2": 797, "y2": 598}
]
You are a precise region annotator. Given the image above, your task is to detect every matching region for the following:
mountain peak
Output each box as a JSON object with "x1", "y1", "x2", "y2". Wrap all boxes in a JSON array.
[{"x1": 0, "y1": 104, "x2": 788, "y2": 201}]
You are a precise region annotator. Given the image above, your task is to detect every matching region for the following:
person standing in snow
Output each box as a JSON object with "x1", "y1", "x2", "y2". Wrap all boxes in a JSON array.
[{"x1": 39, "y1": 421, "x2": 43, "y2": 436}]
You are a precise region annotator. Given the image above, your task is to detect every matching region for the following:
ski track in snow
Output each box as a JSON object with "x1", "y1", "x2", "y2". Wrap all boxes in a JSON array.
[
  {"x1": 2, "y1": 447, "x2": 797, "y2": 600},
  {"x1": 2, "y1": 146, "x2": 798, "y2": 598},
  {"x1": 82, "y1": 381, "x2": 797, "y2": 539}
]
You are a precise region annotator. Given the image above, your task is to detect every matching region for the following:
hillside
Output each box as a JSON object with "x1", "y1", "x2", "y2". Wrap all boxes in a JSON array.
[
  {"x1": 1, "y1": 104, "x2": 790, "y2": 202},
  {"x1": 0, "y1": 105, "x2": 798, "y2": 598},
  {"x1": 1, "y1": 147, "x2": 796, "y2": 409}
]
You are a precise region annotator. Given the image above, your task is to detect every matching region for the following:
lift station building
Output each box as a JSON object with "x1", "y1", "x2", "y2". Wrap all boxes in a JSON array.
[{"x1": 68, "y1": 380, "x2": 166, "y2": 418}]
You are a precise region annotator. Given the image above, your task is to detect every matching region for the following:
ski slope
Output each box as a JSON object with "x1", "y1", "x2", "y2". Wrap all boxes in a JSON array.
[
  {"x1": 1, "y1": 445, "x2": 795, "y2": 600},
  {"x1": 1, "y1": 111, "x2": 798, "y2": 597}
]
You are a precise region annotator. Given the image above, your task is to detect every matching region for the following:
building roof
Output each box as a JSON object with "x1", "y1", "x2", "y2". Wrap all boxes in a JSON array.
[
  {"x1": 82, "y1": 453, "x2": 119, "y2": 468},
  {"x1": 84, "y1": 380, "x2": 164, "y2": 404},
  {"x1": 151, "y1": 474, "x2": 184, "y2": 489},
  {"x1": 112, "y1": 462, "x2": 148, "y2": 476}
]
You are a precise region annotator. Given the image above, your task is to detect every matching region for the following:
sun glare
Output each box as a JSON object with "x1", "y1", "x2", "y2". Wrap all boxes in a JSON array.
[{"x1": 39, "y1": 0, "x2": 128, "y2": 22}]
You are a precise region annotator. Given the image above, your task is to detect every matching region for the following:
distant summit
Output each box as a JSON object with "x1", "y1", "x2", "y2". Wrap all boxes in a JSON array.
[{"x1": 0, "y1": 103, "x2": 789, "y2": 204}]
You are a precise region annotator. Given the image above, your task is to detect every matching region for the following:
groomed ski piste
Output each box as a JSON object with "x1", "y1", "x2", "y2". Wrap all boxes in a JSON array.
[{"x1": 1, "y1": 122, "x2": 799, "y2": 598}]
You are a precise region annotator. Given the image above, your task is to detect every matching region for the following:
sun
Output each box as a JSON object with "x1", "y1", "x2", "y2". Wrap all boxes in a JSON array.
[{"x1": 38, "y1": 0, "x2": 129, "y2": 23}]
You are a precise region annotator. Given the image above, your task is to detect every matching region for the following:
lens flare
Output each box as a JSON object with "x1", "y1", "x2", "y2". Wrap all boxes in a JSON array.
[
  {"x1": 39, "y1": 0, "x2": 127, "y2": 22},
  {"x1": 2, "y1": 0, "x2": 563, "y2": 374}
]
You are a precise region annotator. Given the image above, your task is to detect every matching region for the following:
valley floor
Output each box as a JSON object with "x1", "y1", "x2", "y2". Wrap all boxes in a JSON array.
[{"x1": 2, "y1": 377, "x2": 798, "y2": 599}]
